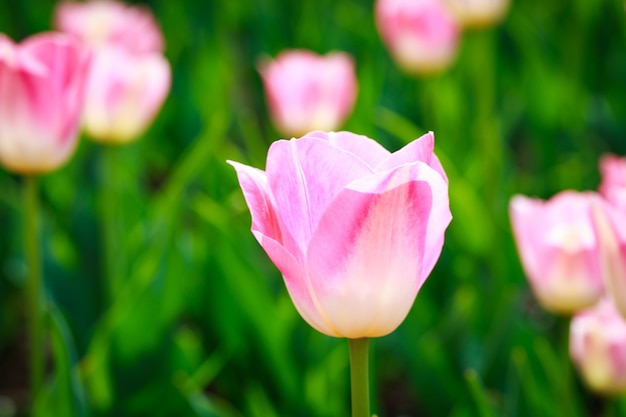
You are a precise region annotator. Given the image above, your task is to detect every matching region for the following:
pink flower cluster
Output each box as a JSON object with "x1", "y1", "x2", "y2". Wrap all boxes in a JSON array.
[
  {"x1": 0, "y1": 0, "x2": 170, "y2": 175},
  {"x1": 510, "y1": 154, "x2": 626, "y2": 395}
]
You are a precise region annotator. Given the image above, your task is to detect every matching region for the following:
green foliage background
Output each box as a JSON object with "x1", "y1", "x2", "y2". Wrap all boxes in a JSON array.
[{"x1": 0, "y1": 0, "x2": 625, "y2": 416}]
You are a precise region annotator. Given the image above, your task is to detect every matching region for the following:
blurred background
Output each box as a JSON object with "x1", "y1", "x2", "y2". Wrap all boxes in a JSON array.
[{"x1": 0, "y1": 0, "x2": 625, "y2": 416}]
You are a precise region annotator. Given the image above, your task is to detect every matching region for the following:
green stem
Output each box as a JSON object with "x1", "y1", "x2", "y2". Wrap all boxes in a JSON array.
[
  {"x1": 348, "y1": 338, "x2": 370, "y2": 417},
  {"x1": 24, "y1": 175, "x2": 43, "y2": 396},
  {"x1": 99, "y1": 145, "x2": 118, "y2": 306}
]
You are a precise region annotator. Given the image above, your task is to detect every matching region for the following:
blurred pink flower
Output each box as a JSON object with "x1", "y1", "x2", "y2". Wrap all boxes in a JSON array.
[
  {"x1": 229, "y1": 131, "x2": 451, "y2": 338},
  {"x1": 509, "y1": 191, "x2": 604, "y2": 314},
  {"x1": 259, "y1": 50, "x2": 357, "y2": 137},
  {"x1": 0, "y1": 33, "x2": 90, "y2": 174},
  {"x1": 54, "y1": 0, "x2": 164, "y2": 54},
  {"x1": 570, "y1": 299, "x2": 626, "y2": 395},
  {"x1": 442, "y1": 0, "x2": 510, "y2": 28},
  {"x1": 82, "y1": 47, "x2": 171, "y2": 143},
  {"x1": 55, "y1": 0, "x2": 170, "y2": 144},
  {"x1": 599, "y1": 154, "x2": 626, "y2": 211},
  {"x1": 375, "y1": 0, "x2": 460, "y2": 75}
]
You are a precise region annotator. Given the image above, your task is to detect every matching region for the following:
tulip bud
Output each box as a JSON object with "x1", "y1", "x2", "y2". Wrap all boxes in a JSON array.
[
  {"x1": 570, "y1": 299, "x2": 626, "y2": 395},
  {"x1": 599, "y1": 154, "x2": 626, "y2": 211},
  {"x1": 82, "y1": 47, "x2": 171, "y2": 144},
  {"x1": 509, "y1": 191, "x2": 604, "y2": 314},
  {"x1": 0, "y1": 33, "x2": 90, "y2": 174},
  {"x1": 442, "y1": 0, "x2": 510, "y2": 28},
  {"x1": 259, "y1": 50, "x2": 357, "y2": 138},
  {"x1": 54, "y1": 0, "x2": 164, "y2": 54},
  {"x1": 229, "y1": 131, "x2": 451, "y2": 338},
  {"x1": 375, "y1": 0, "x2": 460, "y2": 75}
]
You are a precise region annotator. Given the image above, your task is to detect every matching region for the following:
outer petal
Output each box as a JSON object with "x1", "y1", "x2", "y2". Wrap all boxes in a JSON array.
[
  {"x1": 228, "y1": 159, "x2": 334, "y2": 335},
  {"x1": 265, "y1": 137, "x2": 374, "y2": 254},
  {"x1": 375, "y1": 132, "x2": 448, "y2": 182},
  {"x1": 376, "y1": 132, "x2": 434, "y2": 170},
  {"x1": 227, "y1": 161, "x2": 281, "y2": 243},
  {"x1": 306, "y1": 131, "x2": 390, "y2": 168},
  {"x1": 305, "y1": 162, "x2": 451, "y2": 338}
]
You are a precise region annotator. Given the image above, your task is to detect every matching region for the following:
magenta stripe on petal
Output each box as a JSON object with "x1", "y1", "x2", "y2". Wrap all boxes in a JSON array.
[{"x1": 305, "y1": 162, "x2": 451, "y2": 337}]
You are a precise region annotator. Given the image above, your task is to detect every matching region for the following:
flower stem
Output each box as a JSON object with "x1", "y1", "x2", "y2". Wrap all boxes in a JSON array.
[
  {"x1": 99, "y1": 145, "x2": 118, "y2": 306},
  {"x1": 349, "y1": 337, "x2": 370, "y2": 417},
  {"x1": 24, "y1": 175, "x2": 43, "y2": 395}
]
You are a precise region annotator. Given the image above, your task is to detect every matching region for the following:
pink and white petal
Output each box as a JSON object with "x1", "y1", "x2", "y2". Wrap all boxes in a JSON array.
[
  {"x1": 265, "y1": 137, "x2": 375, "y2": 251},
  {"x1": 254, "y1": 234, "x2": 334, "y2": 336},
  {"x1": 306, "y1": 162, "x2": 450, "y2": 338},
  {"x1": 305, "y1": 131, "x2": 390, "y2": 168},
  {"x1": 375, "y1": 132, "x2": 434, "y2": 172},
  {"x1": 227, "y1": 160, "x2": 283, "y2": 244}
]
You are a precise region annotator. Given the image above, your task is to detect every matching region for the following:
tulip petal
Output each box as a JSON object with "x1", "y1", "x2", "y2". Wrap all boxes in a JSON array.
[
  {"x1": 306, "y1": 131, "x2": 390, "y2": 168},
  {"x1": 227, "y1": 160, "x2": 282, "y2": 245},
  {"x1": 266, "y1": 137, "x2": 375, "y2": 253},
  {"x1": 376, "y1": 132, "x2": 434, "y2": 170},
  {"x1": 305, "y1": 162, "x2": 450, "y2": 337},
  {"x1": 255, "y1": 235, "x2": 335, "y2": 336}
]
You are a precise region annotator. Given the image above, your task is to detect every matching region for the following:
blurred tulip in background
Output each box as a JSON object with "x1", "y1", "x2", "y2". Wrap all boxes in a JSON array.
[
  {"x1": 80, "y1": 47, "x2": 171, "y2": 144},
  {"x1": 229, "y1": 131, "x2": 451, "y2": 338},
  {"x1": 258, "y1": 50, "x2": 357, "y2": 138},
  {"x1": 0, "y1": 33, "x2": 89, "y2": 174},
  {"x1": 442, "y1": 0, "x2": 510, "y2": 28},
  {"x1": 55, "y1": 0, "x2": 170, "y2": 144},
  {"x1": 570, "y1": 299, "x2": 626, "y2": 395},
  {"x1": 54, "y1": 0, "x2": 164, "y2": 54},
  {"x1": 375, "y1": 0, "x2": 460, "y2": 75},
  {"x1": 509, "y1": 192, "x2": 604, "y2": 314}
]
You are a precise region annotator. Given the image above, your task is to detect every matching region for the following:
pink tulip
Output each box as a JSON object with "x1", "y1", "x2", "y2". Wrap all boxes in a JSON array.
[
  {"x1": 591, "y1": 200, "x2": 626, "y2": 319},
  {"x1": 81, "y1": 47, "x2": 171, "y2": 143},
  {"x1": 229, "y1": 131, "x2": 451, "y2": 338},
  {"x1": 0, "y1": 33, "x2": 90, "y2": 174},
  {"x1": 599, "y1": 154, "x2": 626, "y2": 211},
  {"x1": 375, "y1": 0, "x2": 460, "y2": 75},
  {"x1": 442, "y1": 0, "x2": 510, "y2": 28},
  {"x1": 54, "y1": 0, "x2": 164, "y2": 54},
  {"x1": 259, "y1": 50, "x2": 357, "y2": 137},
  {"x1": 509, "y1": 191, "x2": 604, "y2": 314},
  {"x1": 570, "y1": 299, "x2": 626, "y2": 395}
]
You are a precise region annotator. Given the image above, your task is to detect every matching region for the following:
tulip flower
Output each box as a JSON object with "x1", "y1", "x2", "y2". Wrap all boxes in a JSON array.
[
  {"x1": 54, "y1": 0, "x2": 164, "y2": 54},
  {"x1": 258, "y1": 50, "x2": 357, "y2": 137},
  {"x1": 0, "y1": 33, "x2": 90, "y2": 174},
  {"x1": 229, "y1": 131, "x2": 451, "y2": 338},
  {"x1": 570, "y1": 299, "x2": 626, "y2": 395},
  {"x1": 0, "y1": 32, "x2": 89, "y2": 401},
  {"x1": 81, "y1": 47, "x2": 171, "y2": 144},
  {"x1": 509, "y1": 191, "x2": 604, "y2": 314},
  {"x1": 375, "y1": 0, "x2": 460, "y2": 75},
  {"x1": 442, "y1": 0, "x2": 510, "y2": 28},
  {"x1": 590, "y1": 200, "x2": 626, "y2": 319},
  {"x1": 599, "y1": 154, "x2": 626, "y2": 211}
]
